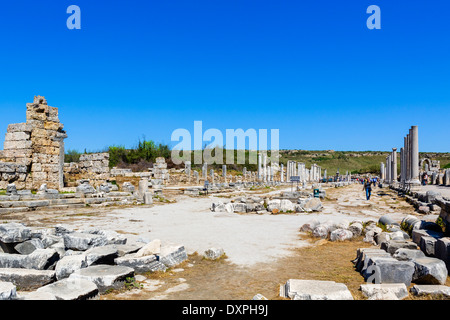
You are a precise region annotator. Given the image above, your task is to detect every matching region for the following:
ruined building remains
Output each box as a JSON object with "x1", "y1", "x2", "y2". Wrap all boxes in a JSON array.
[{"x1": 0, "y1": 96, "x2": 67, "y2": 190}]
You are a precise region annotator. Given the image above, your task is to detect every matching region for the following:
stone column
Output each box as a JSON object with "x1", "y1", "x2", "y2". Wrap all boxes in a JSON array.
[
  {"x1": 410, "y1": 126, "x2": 420, "y2": 187},
  {"x1": 286, "y1": 160, "x2": 292, "y2": 182},
  {"x1": 210, "y1": 169, "x2": 214, "y2": 184},
  {"x1": 222, "y1": 165, "x2": 227, "y2": 183},
  {"x1": 392, "y1": 148, "x2": 397, "y2": 184},
  {"x1": 380, "y1": 162, "x2": 385, "y2": 180},
  {"x1": 138, "y1": 178, "x2": 149, "y2": 201},
  {"x1": 202, "y1": 163, "x2": 207, "y2": 179},
  {"x1": 263, "y1": 154, "x2": 267, "y2": 182},
  {"x1": 257, "y1": 153, "x2": 262, "y2": 181},
  {"x1": 386, "y1": 156, "x2": 390, "y2": 183},
  {"x1": 280, "y1": 164, "x2": 284, "y2": 182}
]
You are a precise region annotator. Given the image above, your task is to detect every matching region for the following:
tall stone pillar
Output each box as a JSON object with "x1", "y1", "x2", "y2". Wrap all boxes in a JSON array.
[
  {"x1": 380, "y1": 162, "x2": 385, "y2": 180},
  {"x1": 392, "y1": 148, "x2": 397, "y2": 184},
  {"x1": 257, "y1": 153, "x2": 262, "y2": 181},
  {"x1": 410, "y1": 126, "x2": 420, "y2": 187},
  {"x1": 210, "y1": 169, "x2": 214, "y2": 183},
  {"x1": 280, "y1": 164, "x2": 284, "y2": 182},
  {"x1": 263, "y1": 154, "x2": 267, "y2": 182},
  {"x1": 386, "y1": 156, "x2": 390, "y2": 183}
]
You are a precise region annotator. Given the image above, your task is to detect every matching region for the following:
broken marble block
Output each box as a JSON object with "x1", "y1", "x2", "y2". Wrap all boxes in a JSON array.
[
  {"x1": 203, "y1": 247, "x2": 225, "y2": 260},
  {"x1": 0, "y1": 268, "x2": 56, "y2": 290},
  {"x1": 63, "y1": 232, "x2": 109, "y2": 251},
  {"x1": 35, "y1": 278, "x2": 99, "y2": 300},
  {"x1": 114, "y1": 254, "x2": 167, "y2": 273},
  {"x1": 412, "y1": 257, "x2": 448, "y2": 285},
  {"x1": 360, "y1": 283, "x2": 408, "y2": 300},
  {"x1": 158, "y1": 245, "x2": 188, "y2": 268},
  {"x1": 0, "y1": 223, "x2": 32, "y2": 244},
  {"x1": 55, "y1": 255, "x2": 88, "y2": 280},
  {"x1": 280, "y1": 279, "x2": 353, "y2": 300},
  {"x1": 0, "y1": 281, "x2": 17, "y2": 300},
  {"x1": 68, "y1": 265, "x2": 134, "y2": 293},
  {"x1": 84, "y1": 245, "x2": 119, "y2": 266}
]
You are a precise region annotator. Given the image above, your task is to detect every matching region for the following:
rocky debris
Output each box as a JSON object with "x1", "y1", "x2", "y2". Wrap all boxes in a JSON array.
[
  {"x1": 68, "y1": 265, "x2": 134, "y2": 293},
  {"x1": 412, "y1": 257, "x2": 448, "y2": 285},
  {"x1": 159, "y1": 245, "x2": 188, "y2": 268},
  {"x1": 0, "y1": 281, "x2": 17, "y2": 300},
  {"x1": 435, "y1": 237, "x2": 450, "y2": 271},
  {"x1": 355, "y1": 249, "x2": 392, "y2": 274},
  {"x1": 380, "y1": 240, "x2": 418, "y2": 255},
  {"x1": 76, "y1": 180, "x2": 96, "y2": 195},
  {"x1": 19, "y1": 291, "x2": 57, "y2": 300},
  {"x1": 280, "y1": 279, "x2": 353, "y2": 300},
  {"x1": 420, "y1": 236, "x2": 438, "y2": 257},
  {"x1": 252, "y1": 293, "x2": 268, "y2": 300},
  {"x1": 0, "y1": 268, "x2": 55, "y2": 290},
  {"x1": 0, "y1": 222, "x2": 32, "y2": 243},
  {"x1": 14, "y1": 239, "x2": 44, "y2": 255},
  {"x1": 330, "y1": 229, "x2": 353, "y2": 242},
  {"x1": 348, "y1": 222, "x2": 363, "y2": 237},
  {"x1": 393, "y1": 248, "x2": 426, "y2": 261},
  {"x1": 204, "y1": 247, "x2": 225, "y2": 260},
  {"x1": 6, "y1": 184, "x2": 18, "y2": 196},
  {"x1": 122, "y1": 182, "x2": 135, "y2": 193},
  {"x1": 84, "y1": 245, "x2": 119, "y2": 266},
  {"x1": 22, "y1": 249, "x2": 60, "y2": 270},
  {"x1": 305, "y1": 219, "x2": 377, "y2": 241},
  {"x1": 299, "y1": 219, "x2": 320, "y2": 233},
  {"x1": 378, "y1": 215, "x2": 400, "y2": 228},
  {"x1": 303, "y1": 198, "x2": 323, "y2": 212},
  {"x1": 35, "y1": 278, "x2": 99, "y2": 300},
  {"x1": 360, "y1": 283, "x2": 408, "y2": 300},
  {"x1": 0, "y1": 222, "x2": 187, "y2": 299},
  {"x1": 114, "y1": 253, "x2": 166, "y2": 273},
  {"x1": 63, "y1": 232, "x2": 109, "y2": 251},
  {"x1": 362, "y1": 257, "x2": 415, "y2": 286},
  {"x1": 55, "y1": 254, "x2": 88, "y2": 280},
  {"x1": 410, "y1": 284, "x2": 450, "y2": 297}
]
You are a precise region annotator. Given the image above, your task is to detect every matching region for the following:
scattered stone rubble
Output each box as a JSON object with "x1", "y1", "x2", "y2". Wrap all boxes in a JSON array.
[
  {"x1": 350, "y1": 215, "x2": 450, "y2": 299},
  {"x1": 211, "y1": 189, "x2": 329, "y2": 215},
  {"x1": 0, "y1": 222, "x2": 188, "y2": 300}
]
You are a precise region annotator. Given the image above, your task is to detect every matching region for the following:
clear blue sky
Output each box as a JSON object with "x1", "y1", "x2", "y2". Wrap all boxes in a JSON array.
[{"x1": 0, "y1": 0, "x2": 449, "y2": 152}]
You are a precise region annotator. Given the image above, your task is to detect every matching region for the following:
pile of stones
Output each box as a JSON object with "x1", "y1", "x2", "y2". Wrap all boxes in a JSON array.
[
  {"x1": 211, "y1": 195, "x2": 323, "y2": 214},
  {"x1": 353, "y1": 215, "x2": 450, "y2": 300},
  {"x1": 300, "y1": 219, "x2": 368, "y2": 242},
  {"x1": 0, "y1": 222, "x2": 187, "y2": 300}
]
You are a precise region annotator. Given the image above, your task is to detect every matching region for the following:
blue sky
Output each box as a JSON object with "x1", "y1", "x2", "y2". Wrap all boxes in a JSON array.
[{"x1": 0, "y1": 0, "x2": 449, "y2": 152}]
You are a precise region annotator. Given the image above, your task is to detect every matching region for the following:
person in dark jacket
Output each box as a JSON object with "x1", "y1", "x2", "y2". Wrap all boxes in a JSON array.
[{"x1": 363, "y1": 178, "x2": 372, "y2": 200}]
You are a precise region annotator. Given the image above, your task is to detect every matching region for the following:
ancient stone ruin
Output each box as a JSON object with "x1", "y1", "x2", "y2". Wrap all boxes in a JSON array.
[{"x1": 0, "y1": 96, "x2": 67, "y2": 190}]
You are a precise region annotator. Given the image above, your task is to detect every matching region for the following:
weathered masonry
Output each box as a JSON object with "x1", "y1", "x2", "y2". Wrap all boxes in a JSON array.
[{"x1": 0, "y1": 96, "x2": 67, "y2": 190}]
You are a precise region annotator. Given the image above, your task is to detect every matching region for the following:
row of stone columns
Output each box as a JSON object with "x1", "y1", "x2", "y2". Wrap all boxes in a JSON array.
[
  {"x1": 401, "y1": 126, "x2": 420, "y2": 188},
  {"x1": 383, "y1": 148, "x2": 398, "y2": 184},
  {"x1": 382, "y1": 125, "x2": 420, "y2": 189}
]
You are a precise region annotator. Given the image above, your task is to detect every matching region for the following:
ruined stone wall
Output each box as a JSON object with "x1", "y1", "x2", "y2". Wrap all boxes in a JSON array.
[
  {"x1": 0, "y1": 162, "x2": 28, "y2": 190},
  {"x1": 0, "y1": 96, "x2": 67, "y2": 190},
  {"x1": 63, "y1": 153, "x2": 110, "y2": 188}
]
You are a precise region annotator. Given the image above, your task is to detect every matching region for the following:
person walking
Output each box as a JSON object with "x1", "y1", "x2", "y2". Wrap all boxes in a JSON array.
[{"x1": 363, "y1": 178, "x2": 372, "y2": 200}]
